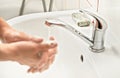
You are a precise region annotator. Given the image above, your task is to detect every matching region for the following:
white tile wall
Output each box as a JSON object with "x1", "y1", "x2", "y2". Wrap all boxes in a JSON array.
[
  {"x1": 0, "y1": 0, "x2": 21, "y2": 20},
  {"x1": 0, "y1": 0, "x2": 80, "y2": 20},
  {"x1": 0, "y1": 0, "x2": 51, "y2": 20},
  {"x1": 80, "y1": 0, "x2": 97, "y2": 10},
  {"x1": 99, "y1": 0, "x2": 120, "y2": 38},
  {"x1": 54, "y1": 0, "x2": 80, "y2": 10}
]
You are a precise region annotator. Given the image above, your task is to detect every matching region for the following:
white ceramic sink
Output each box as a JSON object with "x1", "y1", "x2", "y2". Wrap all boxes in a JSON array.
[{"x1": 0, "y1": 10, "x2": 120, "y2": 78}]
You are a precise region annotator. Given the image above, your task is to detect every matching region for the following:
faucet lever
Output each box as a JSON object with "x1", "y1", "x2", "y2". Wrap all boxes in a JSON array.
[
  {"x1": 81, "y1": 10, "x2": 107, "y2": 30},
  {"x1": 81, "y1": 10, "x2": 107, "y2": 52}
]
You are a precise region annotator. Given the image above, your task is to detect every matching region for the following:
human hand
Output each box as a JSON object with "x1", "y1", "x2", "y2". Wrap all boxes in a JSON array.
[
  {"x1": 27, "y1": 36, "x2": 57, "y2": 73},
  {"x1": 0, "y1": 39, "x2": 57, "y2": 70},
  {"x1": 0, "y1": 18, "x2": 58, "y2": 73},
  {"x1": 0, "y1": 17, "x2": 42, "y2": 43},
  {"x1": 1, "y1": 27, "x2": 43, "y2": 43}
]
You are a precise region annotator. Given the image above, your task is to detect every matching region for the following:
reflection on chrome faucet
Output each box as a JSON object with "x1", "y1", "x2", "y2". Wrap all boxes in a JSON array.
[{"x1": 45, "y1": 10, "x2": 107, "y2": 53}]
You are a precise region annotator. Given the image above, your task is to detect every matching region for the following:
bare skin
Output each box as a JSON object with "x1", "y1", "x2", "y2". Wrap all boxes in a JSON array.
[{"x1": 0, "y1": 17, "x2": 58, "y2": 73}]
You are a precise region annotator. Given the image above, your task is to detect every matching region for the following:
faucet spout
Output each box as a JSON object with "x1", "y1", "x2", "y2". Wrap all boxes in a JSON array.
[
  {"x1": 45, "y1": 19, "x2": 93, "y2": 45},
  {"x1": 45, "y1": 10, "x2": 107, "y2": 53}
]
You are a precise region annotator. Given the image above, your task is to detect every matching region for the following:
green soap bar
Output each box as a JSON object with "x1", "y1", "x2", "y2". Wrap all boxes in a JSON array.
[
  {"x1": 72, "y1": 13, "x2": 90, "y2": 27},
  {"x1": 77, "y1": 19, "x2": 90, "y2": 27}
]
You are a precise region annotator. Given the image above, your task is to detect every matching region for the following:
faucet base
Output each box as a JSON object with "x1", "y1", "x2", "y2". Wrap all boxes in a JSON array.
[{"x1": 89, "y1": 46, "x2": 105, "y2": 53}]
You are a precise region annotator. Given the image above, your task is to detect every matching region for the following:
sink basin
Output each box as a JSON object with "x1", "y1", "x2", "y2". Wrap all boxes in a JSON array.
[{"x1": 0, "y1": 10, "x2": 120, "y2": 78}]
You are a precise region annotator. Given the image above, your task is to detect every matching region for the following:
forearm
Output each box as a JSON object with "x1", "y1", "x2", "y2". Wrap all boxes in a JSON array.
[
  {"x1": 0, "y1": 44, "x2": 15, "y2": 61},
  {"x1": 0, "y1": 17, "x2": 11, "y2": 38}
]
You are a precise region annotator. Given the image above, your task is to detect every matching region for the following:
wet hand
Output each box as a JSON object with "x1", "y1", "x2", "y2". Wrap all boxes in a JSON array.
[{"x1": 27, "y1": 36, "x2": 58, "y2": 73}]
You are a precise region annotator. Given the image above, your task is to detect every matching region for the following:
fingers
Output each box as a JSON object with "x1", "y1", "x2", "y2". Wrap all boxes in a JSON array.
[
  {"x1": 28, "y1": 35, "x2": 43, "y2": 43},
  {"x1": 37, "y1": 52, "x2": 48, "y2": 69},
  {"x1": 19, "y1": 32, "x2": 44, "y2": 43},
  {"x1": 27, "y1": 51, "x2": 55, "y2": 73},
  {"x1": 28, "y1": 52, "x2": 49, "y2": 73},
  {"x1": 27, "y1": 67, "x2": 37, "y2": 73},
  {"x1": 49, "y1": 36, "x2": 55, "y2": 40},
  {"x1": 32, "y1": 55, "x2": 55, "y2": 73},
  {"x1": 38, "y1": 64, "x2": 49, "y2": 73},
  {"x1": 48, "y1": 47, "x2": 57, "y2": 57},
  {"x1": 26, "y1": 36, "x2": 57, "y2": 73},
  {"x1": 49, "y1": 55, "x2": 55, "y2": 65},
  {"x1": 38, "y1": 42, "x2": 57, "y2": 52}
]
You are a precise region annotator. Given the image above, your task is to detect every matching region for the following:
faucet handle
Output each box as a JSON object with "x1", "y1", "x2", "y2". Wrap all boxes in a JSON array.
[
  {"x1": 79, "y1": 9, "x2": 108, "y2": 52},
  {"x1": 80, "y1": 10, "x2": 107, "y2": 30}
]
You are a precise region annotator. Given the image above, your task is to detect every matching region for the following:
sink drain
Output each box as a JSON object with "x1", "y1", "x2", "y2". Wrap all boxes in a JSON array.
[{"x1": 80, "y1": 54, "x2": 84, "y2": 62}]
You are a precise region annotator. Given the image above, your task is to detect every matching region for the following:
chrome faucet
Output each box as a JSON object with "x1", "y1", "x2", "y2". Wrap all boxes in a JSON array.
[{"x1": 45, "y1": 10, "x2": 107, "y2": 53}]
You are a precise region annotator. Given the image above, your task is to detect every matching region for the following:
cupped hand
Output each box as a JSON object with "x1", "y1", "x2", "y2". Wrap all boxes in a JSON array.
[
  {"x1": 1, "y1": 39, "x2": 57, "y2": 69},
  {"x1": 27, "y1": 36, "x2": 57, "y2": 73}
]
